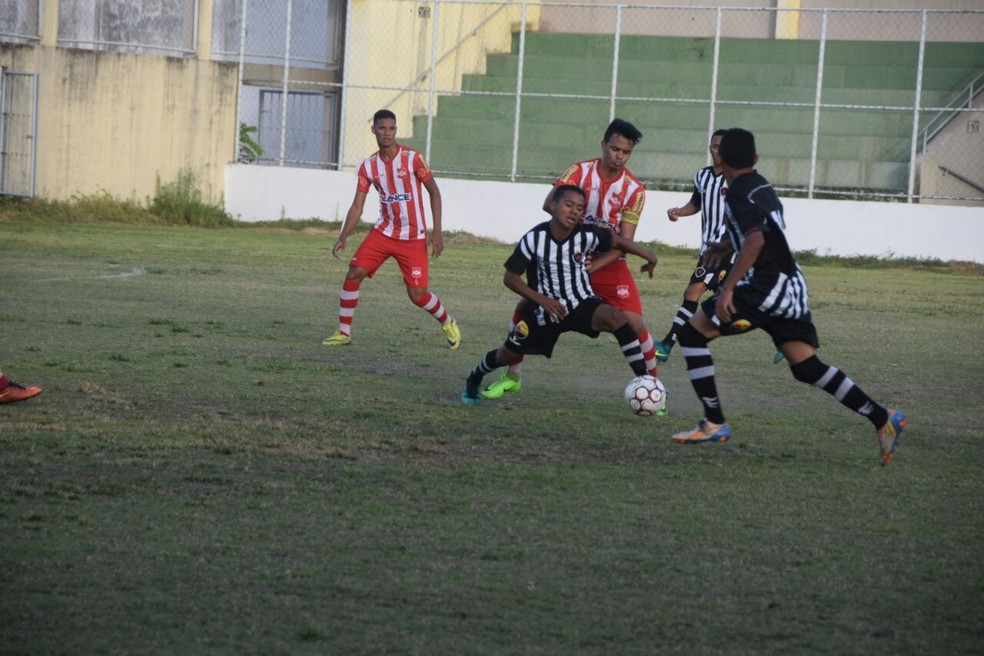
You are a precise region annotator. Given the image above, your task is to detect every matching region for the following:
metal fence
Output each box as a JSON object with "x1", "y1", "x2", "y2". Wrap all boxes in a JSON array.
[
  {"x1": 218, "y1": 0, "x2": 344, "y2": 169},
  {"x1": 332, "y1": 1, "x2": 984, "y2": 203},
  {"x1": 9, "y1": 1, "x2": 976, "y2": 203},
  {"x1": 233, "y1": 1, "x2": 983, "y2": 204}
]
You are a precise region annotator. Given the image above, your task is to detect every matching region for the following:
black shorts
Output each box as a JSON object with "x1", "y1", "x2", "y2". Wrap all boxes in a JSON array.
[
  {"x1": 505, "y1": 297, "x2": 606, "y2": 357},
  {"x1": 689, "y1": 253, "x2": 734, "y2": 292},
  {"x1": 701, "y1": 291, "x2": 820, "y2": 349}
]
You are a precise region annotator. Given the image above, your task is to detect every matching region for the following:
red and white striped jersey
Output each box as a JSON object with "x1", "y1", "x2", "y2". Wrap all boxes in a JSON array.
[
  {"x1": 554, "y1": 159, "x2": 646, "y2": 234},
  {"x1": 357, "y1": 145, "x2": 434, "y2": 241}
]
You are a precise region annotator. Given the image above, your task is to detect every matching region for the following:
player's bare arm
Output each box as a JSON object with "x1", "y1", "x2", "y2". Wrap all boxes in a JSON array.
[
  {"x1": 587, "y1": 218, "x2": 640, "y2": 272},
  {"x1": 585, "y1": 222, "x2": 627, "y2": 273},
  {"x1": 424, "y1": 177, "x2": 444, "y2": 258},
  {"x1": 504, "y1": 270, "x2": 567, "y2": 322},
  {"x1": 611, "y1": 232, "x2": 658, "y2": 278},
  {"x1": 716, "y1": 229, "x2": 763, "y2": 323},
  {"x1": 667, "y1": 202, "x2": 698, "y2": 221},
  {"x1": 701, "y1": 239, "x2": 735, "y2": 269},
  {"x1": 333, "y1": 189, "x2": 368, "y2": 258},
  {"x1": 541, "y1": 187, "x2": 559, "y2": 215}
]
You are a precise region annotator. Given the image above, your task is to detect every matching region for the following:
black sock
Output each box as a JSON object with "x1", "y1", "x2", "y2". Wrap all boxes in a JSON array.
[
  {"x1": 663, "y1": 299, "x2": 700, "y2": 345},
  {"x1": 466, "y1": 350, "x2": 501, "y2": 391},
  {"x1": 790, "y1": 356, "x2": 888, "y2": 427},
  {"x1": 613, "y1": 323, "x2": 647, "y2": 376},
  {"x1": 678, "y1": 321, "x2": 725, "y2": 424}
]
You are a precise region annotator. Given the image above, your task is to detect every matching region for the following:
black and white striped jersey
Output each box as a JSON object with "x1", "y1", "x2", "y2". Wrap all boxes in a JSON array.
[
  {"x1": 689, "y1": 165, "x2": 729, "y2": 253},
  {"x1": 505, "y1": 221, "x2": 612, "y2": 323},
  {"x1": 724, "y1": 171, "x2": 810, "y2": 319}
]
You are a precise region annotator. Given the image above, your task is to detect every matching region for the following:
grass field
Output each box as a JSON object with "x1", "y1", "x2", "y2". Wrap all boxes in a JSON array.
[{"x1": 1, "y1": 215, "x2": 983, "y2": 655}]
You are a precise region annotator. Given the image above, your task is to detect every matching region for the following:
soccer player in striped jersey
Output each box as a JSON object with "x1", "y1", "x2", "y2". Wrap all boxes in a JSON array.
[
  {"x1": 461, "y1": 185, "x2": 658, "y2": 405},
  {"x1": 482, "y1": 119, "x2": 663, "y2": 409},
  {"x1": 323, "y1": 109, "x2": 461, "y2": 350},
  {"x1": 670, "y1": 128, "x2": 907, "y2": 467},
  {"x1": 657, "y1": 129, "x2": 731, "y2": 361}
]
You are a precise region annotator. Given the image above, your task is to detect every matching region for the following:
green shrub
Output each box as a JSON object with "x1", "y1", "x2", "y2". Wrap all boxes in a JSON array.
[{"x1": 148, "y1": 168, "x2": 234, "y2": 227}]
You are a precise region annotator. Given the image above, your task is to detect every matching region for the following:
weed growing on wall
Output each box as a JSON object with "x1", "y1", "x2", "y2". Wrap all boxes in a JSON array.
[{"x1": 149, "y1": 167, "x2": 235, "y2": 227}]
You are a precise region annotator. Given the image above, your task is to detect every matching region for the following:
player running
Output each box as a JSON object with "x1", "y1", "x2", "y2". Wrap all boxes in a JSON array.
[
  {"x1": 482, "y1": 119, "x2": 664, "y2": 412},
  {"x1": 669, "y1": 128, "x2": 906, "y2": 467},
  {"x1": 323, "y1": 109, "x2": 461, "y2": 350}
]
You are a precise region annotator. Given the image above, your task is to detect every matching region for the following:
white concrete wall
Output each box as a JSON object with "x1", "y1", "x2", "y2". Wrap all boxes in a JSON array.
[{"x1": 226, "y1": 164, "x2": 984, "y2": 263}]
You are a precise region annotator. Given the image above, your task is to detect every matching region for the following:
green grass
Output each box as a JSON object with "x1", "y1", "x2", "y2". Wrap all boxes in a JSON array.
[{"x1": 1, "y1": 212, "x2": 982, "y2": 655}]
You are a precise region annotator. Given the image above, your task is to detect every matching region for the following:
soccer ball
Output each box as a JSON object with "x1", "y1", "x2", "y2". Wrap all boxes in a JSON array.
[{"x1": 624, "y1": 375, "x2": 666, "y2": 416}]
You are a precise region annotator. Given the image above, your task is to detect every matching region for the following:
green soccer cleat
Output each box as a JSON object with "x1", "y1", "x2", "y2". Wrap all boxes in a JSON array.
[
  {"x1": 443, "y1": 318, "x2": 461, "y2": 350},
  {"x1": 322, "y1": 330, "x2": 351, "y2": 347},
  {"x1": 482, "y1": 373, "x2": 522, "y2": 400}
]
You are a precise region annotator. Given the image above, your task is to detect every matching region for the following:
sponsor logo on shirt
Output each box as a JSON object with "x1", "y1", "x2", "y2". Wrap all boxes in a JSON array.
[{"x1": 382, "y1": 193, "x2": 412, "y2": 203}]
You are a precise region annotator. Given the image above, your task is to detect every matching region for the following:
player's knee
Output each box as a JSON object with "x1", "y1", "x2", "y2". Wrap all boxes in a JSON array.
[
  {"x1": 497, "y1": 346, "x2": 521, "y2": 366},
  {"x1": 407, "y1": 287, "x2": 429, "y2": 304},
  {"x1": 625, "y1": 312, "x2": 646, "y2": 335},
  {"x1": 605, "y1": 307, "x2": 629, "y2": 332},
  {"x1": 683, "y1": 283, "x2": 704, "y2": 302},
  {"x1": 591, "y1": 303, "x2": 631, "y2": 333},
  {"x1": 345, "y1": 266, "x2": 368, "y2": 282},
  {"x1": 790, "y1": 355, "x2": 825, "y2": 384},
  {"x1": 676, "y1": 321, "x2": 708, "y2": 348}
]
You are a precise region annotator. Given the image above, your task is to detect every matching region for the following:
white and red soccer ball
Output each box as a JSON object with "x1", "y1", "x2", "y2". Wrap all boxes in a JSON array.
[{"x1": 624, "y1": 375, "x2": 666, "y2": 416}]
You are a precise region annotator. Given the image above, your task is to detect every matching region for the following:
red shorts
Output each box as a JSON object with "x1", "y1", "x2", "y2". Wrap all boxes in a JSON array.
[
  {"x1": 351, "y1": 229, "x2": 429, "y2": 289},
  {"x1": 589, "y1": 259, "x2": 642, "y2": 314}
]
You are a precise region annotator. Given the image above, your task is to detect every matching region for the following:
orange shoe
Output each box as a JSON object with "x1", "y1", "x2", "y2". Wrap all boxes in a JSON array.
[
  {"x1": 0, "y1": 381, "x2": 42, "y2": 404},
  {"x1": 672, "y1": 419, "x2": 732, "y2": 444},
  {"x1": 876, "y1": 409, "x2": 907, "y2": 467}
]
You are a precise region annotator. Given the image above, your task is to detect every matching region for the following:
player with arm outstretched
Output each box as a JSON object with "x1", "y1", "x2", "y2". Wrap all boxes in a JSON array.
[
  {"x1": 482, "y1": 119, "x2": 664, "y2": 411},
  {"x1": 461, "y1": 185, "x2": 658, "y2": 405},
  {"x1": 669, "y1": 128, "x2": 906, "y2": 467},
  {"x1": 323, "y1": 109, "x2": 460, "y2": 350}
]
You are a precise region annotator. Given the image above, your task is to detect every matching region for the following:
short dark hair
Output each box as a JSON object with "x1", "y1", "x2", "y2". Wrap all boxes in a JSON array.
[
  {"x1": 373, "y1": 109, "x2": 396, "y2": 125},
  {"x1": 604, "y1": 118, "x2": 643, "y2": 145},
  {"x1": 719, "y1": 128, "x2": 756, "y2": 168},
  {"x1": 553, "y1": 184, "x2": 586, "y2": 203},
  {"x1": 711, "y1": 128, "x2": 727, "y2": 139}
]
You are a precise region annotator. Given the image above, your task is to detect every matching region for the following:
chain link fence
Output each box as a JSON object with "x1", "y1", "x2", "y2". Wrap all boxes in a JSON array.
[
  {"x1": 332, "y1": 0, "x2": 984, "y2": 203},
  {"x1": 3, "y1": 1, "x2": 980, "y2": 203},
  {"x1": 230, "y1": 0, "x2": 979, "y2": 205}
]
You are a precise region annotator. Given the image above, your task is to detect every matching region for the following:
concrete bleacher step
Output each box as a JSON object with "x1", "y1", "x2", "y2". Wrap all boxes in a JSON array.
[
  {"x1": 516, "y1": 32, "x2": 984, "y2": 68},
  {"x1": 485, "y1": 51, "x2": 975, "y2": 94},
  {"x1": 413, "y1": 32, "x2": 983, "y2": 192},
  {"x1": 401, "y1": 132, "x2": 907, "y2": 191}
]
